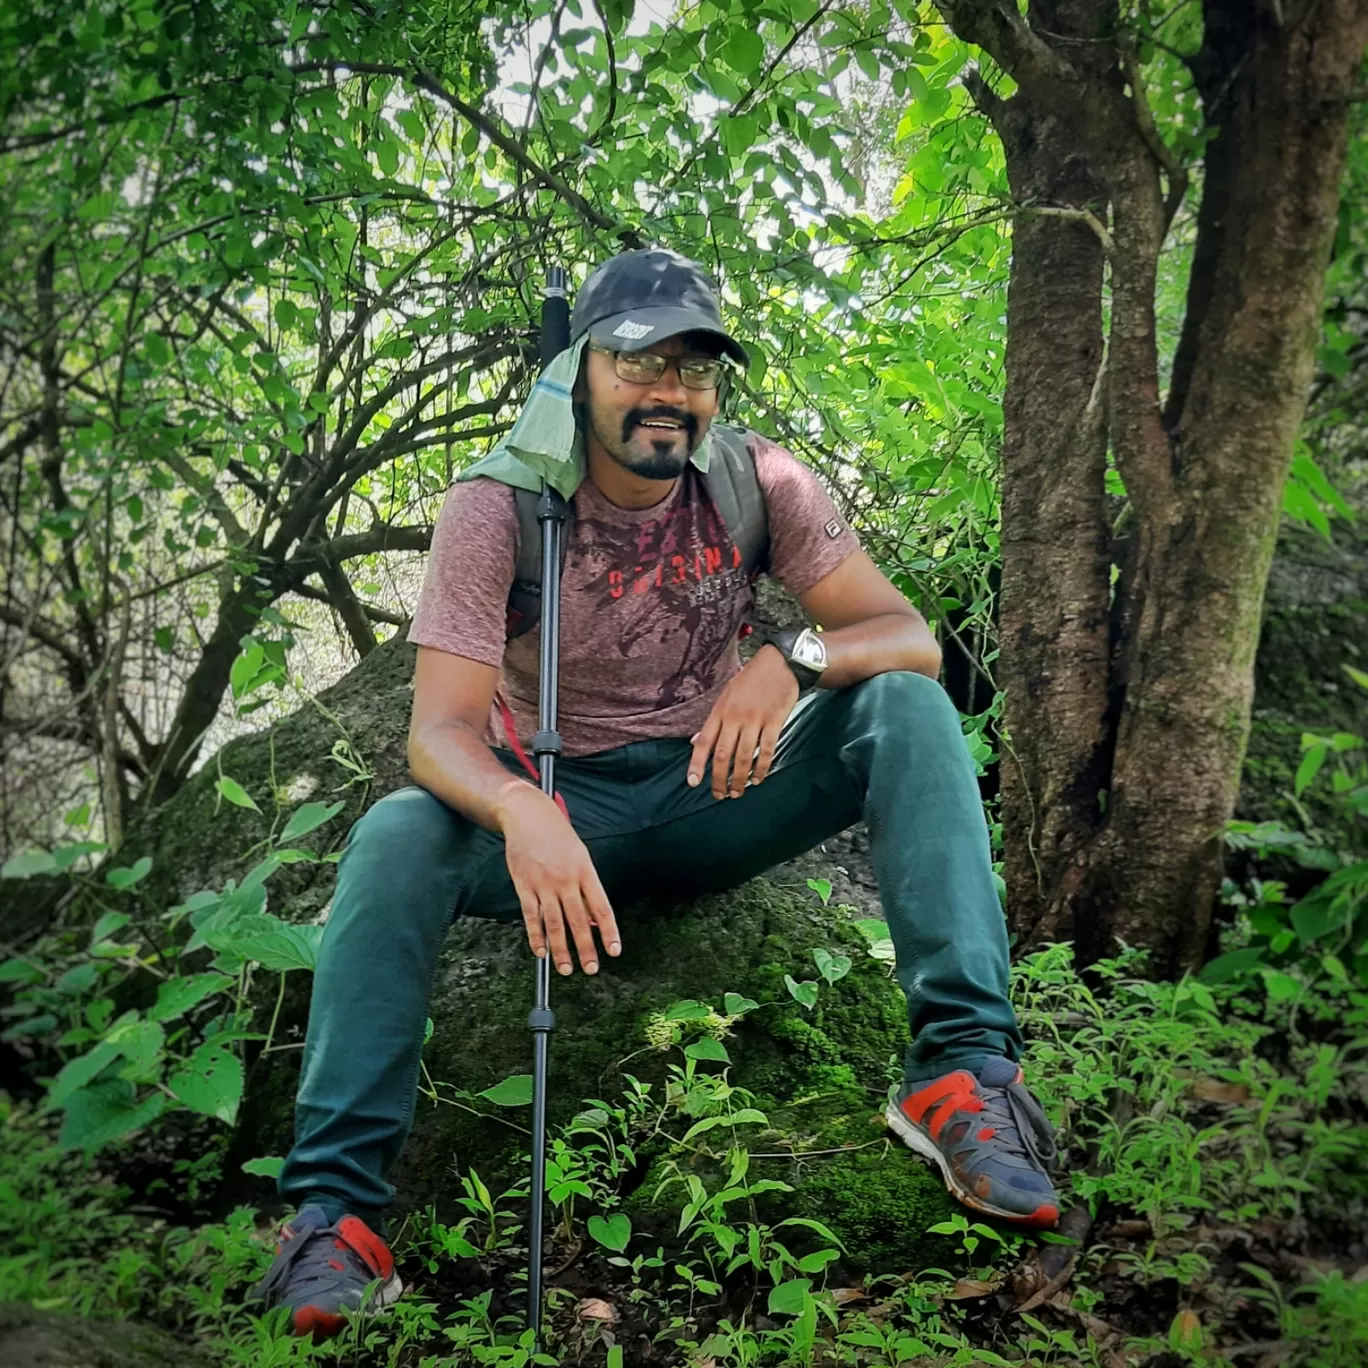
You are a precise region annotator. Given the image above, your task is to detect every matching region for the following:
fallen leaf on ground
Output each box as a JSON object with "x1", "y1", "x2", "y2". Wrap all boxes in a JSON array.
[
  {"x1": 831, "y1": 1287, "x2": 869, "y2": 1305},
  {"x1": 1190, "y1": 1077, "x2": 1253, "y2": 1105},
  {"x1": 1105, "y1": 1218, "x2": 1152, "y2": 1239},
  {"x1": 949, "y1": 1277, "x2": 1003, "y2": 1299},
  {"x1": 578, "y1": 1297, "x2": 615, "y2": 1322}
]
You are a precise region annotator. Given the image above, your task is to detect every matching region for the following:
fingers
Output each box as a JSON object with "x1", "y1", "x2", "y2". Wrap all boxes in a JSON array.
[
  {"x1": 710, "y1": 719, "x2": 741, "y2": 800},
  {"x1": 517, "y1": 885, "x2": 547, "y2": 962},
  {"x1": 727, "y1": 723, "x2": 762, "y2": 798},
  {"x1": 559, "y1": 886, "x2": 605, "y2": 976},
  {"x1": 538, "y1": 893, "x2": 575, "y2": 977},
  {"x1": 688, "y1": 713, "x2": 720, "y2": 788},
  {"x1": 584, "y1": 868, "x2": 622, "y2": 960},
  {"x1": 513, "y1": 863, "x2": 619, "y2": 975},
  {"x1": 751, "y1": 719, "x2": 781, "y2": 787}
]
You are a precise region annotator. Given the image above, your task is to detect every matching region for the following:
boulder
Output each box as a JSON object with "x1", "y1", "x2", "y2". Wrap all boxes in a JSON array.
[
  {"x1": 89, "y1": 631, "x2": 948, "y2": 1271},
  {"x1": 0, "y1": 1303, "x2": 212, "y2": 1368}
]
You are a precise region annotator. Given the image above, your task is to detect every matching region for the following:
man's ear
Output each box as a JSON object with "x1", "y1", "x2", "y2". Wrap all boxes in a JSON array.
[{"x1": 572, "y1": 349, "x2": 589, "y2": 403}]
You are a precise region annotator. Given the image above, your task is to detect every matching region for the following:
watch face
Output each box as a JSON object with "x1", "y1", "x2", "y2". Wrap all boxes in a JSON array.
[{"x1": 793, "y1": 631, "x2": 827, "y2": 671}]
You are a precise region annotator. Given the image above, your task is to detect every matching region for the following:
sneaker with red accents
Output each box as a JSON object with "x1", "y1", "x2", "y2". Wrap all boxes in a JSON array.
[
  {"x1": 886, "y1": 1057, "x2": 1061, "y2": 1229},
  {"x1": 254, "y1": 1205, "x2": 403, "y2": 1338}
]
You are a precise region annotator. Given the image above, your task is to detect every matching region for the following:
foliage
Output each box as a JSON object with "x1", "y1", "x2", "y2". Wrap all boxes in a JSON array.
[
  {"x1": 2, "y1": 936, "x2": 1365, "y2": 1365},
  {"x1": 1, "y1": 0, "x2": 1014, "y2": 850}
]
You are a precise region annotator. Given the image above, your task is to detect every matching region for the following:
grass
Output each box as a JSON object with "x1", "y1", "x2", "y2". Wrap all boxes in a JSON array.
[{"x1": 2, "y1": 942, "x2": 1366, "y2": 1367}]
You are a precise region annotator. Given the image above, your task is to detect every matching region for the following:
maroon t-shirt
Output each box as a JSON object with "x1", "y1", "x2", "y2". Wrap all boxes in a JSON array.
[{"x1": 407, "y1": 432, "x2": 860, "y2": 756}]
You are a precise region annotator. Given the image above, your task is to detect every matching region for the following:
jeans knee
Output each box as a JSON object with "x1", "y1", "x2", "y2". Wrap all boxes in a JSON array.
[
  {"x1": 853, "y1": 669, "x2": 953, "y2": 718},
  {"x1": 846, "y1": 670, "x2": 963, "y2": 748},
  {"x1": 339, "y1": 786, "x2": 463, "y2": 887}
]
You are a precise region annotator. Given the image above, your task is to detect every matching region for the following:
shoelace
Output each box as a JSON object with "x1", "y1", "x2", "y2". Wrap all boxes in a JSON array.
[
  {"x1": 967, "y1": 1077, "x2": 1058, "y2": 1172},
  {"x1": 257, "y1": 1216, "x2": 379, "y2": 1304}
]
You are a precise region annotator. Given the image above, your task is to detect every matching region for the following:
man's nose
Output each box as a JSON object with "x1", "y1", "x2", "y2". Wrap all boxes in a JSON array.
[{"x1": 646, "y1": 360, "x2": 688, "y2": 403}]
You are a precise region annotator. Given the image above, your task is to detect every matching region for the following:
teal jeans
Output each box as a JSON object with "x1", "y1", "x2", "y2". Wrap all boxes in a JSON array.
[{"x1": 280, "y1": 671, "x2": 1022, "y2": 1225}]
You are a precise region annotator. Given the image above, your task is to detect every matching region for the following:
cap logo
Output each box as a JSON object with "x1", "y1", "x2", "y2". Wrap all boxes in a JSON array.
[
  {"x1": 612, "y1": 320, "x2": 655, "y2": 340},
  {"x1": 825, "y1": 519, "x2": 842, "y2": 539}
]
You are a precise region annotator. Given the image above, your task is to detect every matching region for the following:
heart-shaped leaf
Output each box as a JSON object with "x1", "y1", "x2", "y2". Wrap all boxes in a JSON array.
[{"x1": 587, "y1": 1213, "x2": 631, "y2": 1252}]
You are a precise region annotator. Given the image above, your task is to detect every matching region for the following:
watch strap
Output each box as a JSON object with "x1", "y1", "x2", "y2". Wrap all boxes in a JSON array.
[{"x1": 767, "y1": 627, "x2": 822, "y2": 691}]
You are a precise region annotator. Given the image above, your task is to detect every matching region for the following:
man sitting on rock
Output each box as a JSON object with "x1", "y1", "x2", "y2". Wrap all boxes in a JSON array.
[{"x1": 257, "y1": 249, "x2": 1061, "y2": 1337}]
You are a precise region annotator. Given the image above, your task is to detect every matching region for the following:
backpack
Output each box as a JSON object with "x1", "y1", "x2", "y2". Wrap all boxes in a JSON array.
[{"x1": 504, "y1": 424, "x2": 770, "y2": 640}]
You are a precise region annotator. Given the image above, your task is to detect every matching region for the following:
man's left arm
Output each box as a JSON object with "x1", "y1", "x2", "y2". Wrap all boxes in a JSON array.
[
  {"x1": 792, "y1": 549, "x2": 942, "y2": 686},
  {"x1": 688, "y1": 551, "x2": 942, "y2": 797}
]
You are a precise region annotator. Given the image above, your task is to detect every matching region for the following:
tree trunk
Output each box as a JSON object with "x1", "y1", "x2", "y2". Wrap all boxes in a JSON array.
[{"x1": 937, "y1": 0, "x2": 1368, "y2": 973}]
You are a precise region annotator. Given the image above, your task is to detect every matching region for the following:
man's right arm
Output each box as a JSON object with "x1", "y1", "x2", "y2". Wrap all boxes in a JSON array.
[{"x1": 406, "y1": 646, "x2": 620, "y2": 976}]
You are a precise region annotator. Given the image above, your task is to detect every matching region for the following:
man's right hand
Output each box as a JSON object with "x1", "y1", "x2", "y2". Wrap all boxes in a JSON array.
[{"x1": 498, "y1": 784, "x2": 621, "y2": 976}]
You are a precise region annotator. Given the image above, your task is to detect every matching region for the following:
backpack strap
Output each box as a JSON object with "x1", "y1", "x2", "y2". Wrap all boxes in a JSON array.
[
  {"x1": 700, "y1": 424, "x2": 770, "y2": 579},
  {"x1": 506, "y1": 485, "x2": 570, "y2": 640}
]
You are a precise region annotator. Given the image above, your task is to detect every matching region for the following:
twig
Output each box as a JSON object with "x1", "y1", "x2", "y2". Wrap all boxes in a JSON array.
[{"x1": 1021, "y1": 205, "x2": 1117, "y2": 259}]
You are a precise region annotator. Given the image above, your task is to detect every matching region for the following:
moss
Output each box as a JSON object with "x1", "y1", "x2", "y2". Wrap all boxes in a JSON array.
[{"x1": 754, "y1": 1099, "x2": 955, "y2": 1272}]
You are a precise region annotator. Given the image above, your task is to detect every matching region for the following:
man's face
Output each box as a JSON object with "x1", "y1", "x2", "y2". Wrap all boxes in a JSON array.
[{"x1": 581, "y1": 332, "x2": 723, "y2": 481}]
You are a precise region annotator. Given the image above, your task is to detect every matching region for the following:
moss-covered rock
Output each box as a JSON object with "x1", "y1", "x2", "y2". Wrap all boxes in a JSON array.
[{"x1": 0, "y1": 1302, "x2": 212, "y2": 1368}]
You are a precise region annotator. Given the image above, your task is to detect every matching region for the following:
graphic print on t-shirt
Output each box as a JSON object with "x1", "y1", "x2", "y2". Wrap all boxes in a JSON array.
[{"x1": 570, "y1": 467, "x2": 754, "y2": 710}]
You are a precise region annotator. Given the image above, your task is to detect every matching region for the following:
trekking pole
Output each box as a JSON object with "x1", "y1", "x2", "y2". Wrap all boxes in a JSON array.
[{"x1": 527, "y1": 264, "x2": 569, "y2": 1346}]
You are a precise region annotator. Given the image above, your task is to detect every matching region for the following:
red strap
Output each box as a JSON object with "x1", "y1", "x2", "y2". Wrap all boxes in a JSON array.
[{"x1": 498, "y1": 694, "x2": 569, "y2": 818}]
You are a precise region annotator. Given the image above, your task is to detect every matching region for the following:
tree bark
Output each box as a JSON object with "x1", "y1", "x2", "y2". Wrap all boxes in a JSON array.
[{"x1": 936, "y1": 0, "x2": 1368, "y2": 973}]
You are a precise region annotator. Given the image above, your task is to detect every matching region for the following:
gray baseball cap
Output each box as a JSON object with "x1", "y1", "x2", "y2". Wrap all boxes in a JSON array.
[{"x1": 570, "y1": 249, "x2": 749, "y2": 366}]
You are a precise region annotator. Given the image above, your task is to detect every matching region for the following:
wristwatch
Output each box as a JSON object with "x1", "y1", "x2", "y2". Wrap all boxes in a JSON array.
[{"x1": 766, "y1": 626, "x2": 828, "y2": 691}]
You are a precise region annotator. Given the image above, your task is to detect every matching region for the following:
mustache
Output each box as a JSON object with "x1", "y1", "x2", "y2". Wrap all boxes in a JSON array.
[{"x1": 623, "y1": 407, "x2": 696, "y2": 442}]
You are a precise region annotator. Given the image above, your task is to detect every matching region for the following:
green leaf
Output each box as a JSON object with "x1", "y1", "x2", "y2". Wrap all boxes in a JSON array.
[
  {"x1": 806, "y1": 878, "x2": 832, "y2": 904},
  {"x1": 723, "y1": 992, "x2": 759, "y2": 1016},
  {"x1": 0, "y1": 957, "x2": 44, "y2": 985},
  {"x1": 2, "y1": 849, "x2": 57, "y2": 879},
  {"x1": 149, "y1": 972, "x2": 234, "y2": 1023},
  {"x1": 723, "y1": 29, "x2": 764, "y2": 74},
  {"x1": 812, "y1": 948, "x2": 852, "y2": 984},
  {"x1": 1294, "y1": 741, "x2": 1328, "y2": 796},
  {"x1": 241, "y1": 1155, "x2": 284, "y2": 1179},
  {"x1": 207, "y1": 915, "x2": 320, "y2": 972},
  {"x1": 1261, "y1": 968, "x2": 1302, "y2": 1002},
  {"x1": 1197, "y1": 947, "x2": 1265, "y2": 985},
  {"x1": 106, "y1": 856, "x2": 152, "y2": 890},
  {"x1": 663, "y1": 1000, "x2": 712, "y2": 1021},
  {"x1": 216, "y1": 776, "x2": 261, "y2": 813},
  {"x1": 58, "y1": 1080, "x2": 165, "y2": 1151},
  {"x1": 90, "y1": 911, "x2": 131, "y2": 946},
  {"x1": 768, "y1": 1277, "x2": 813, "y2": 1316},
  {"x1": 587, "y1": 1212, "x2": 632, "y2": 1252},
  {"x1": 784, "y1": 975, "x2": 818, "y2": 1010},
  {"x1": 684, "y1": 1037, "x2": 731, "y2": 1064},
  {"x1": 168, "y1": 1043, "x2": 244, "y2": 1123},
  {"x1": 49, "y1": 1038, "x2": 125, "y2": 1108},
  {"x1": 54, "y1": 841, "x2": 106, "y2": 872},
  {"x1": 478, "y1": 1073, "x2": 534, "y2": 1106},
  {"x1": 278, "y1": 800, "x2": 345, "y2": 845}
]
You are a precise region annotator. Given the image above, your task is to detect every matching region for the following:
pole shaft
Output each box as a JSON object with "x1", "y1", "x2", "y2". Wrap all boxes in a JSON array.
[{"x1": 527, "y1": 264, "x2": 570, "y2": 1345}]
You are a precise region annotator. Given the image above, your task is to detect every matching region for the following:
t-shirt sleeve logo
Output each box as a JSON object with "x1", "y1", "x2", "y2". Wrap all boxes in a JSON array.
[{"x1": 824, "y1": 518, "x2": 843, "y2": 539}]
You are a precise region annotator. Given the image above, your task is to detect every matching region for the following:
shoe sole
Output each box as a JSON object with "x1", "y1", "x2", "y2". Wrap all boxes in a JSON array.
[
  {"x1": 291, "y1": 1272, "x2": 405, "y2": 1339},
  {"x1": 884, "y1": 1102, "x2": 1059, "y2": 1230}
]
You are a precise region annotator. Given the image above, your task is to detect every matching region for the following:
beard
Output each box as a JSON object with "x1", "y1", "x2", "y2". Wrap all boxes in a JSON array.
[{"x1": 590, "y1": 404, "x2": 699, "y2": 480}]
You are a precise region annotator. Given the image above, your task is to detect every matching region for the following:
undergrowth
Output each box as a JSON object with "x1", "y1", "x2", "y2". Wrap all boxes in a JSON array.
[{"x1": 2, "y1": 940, "x2": 1365, "y2": 1367}]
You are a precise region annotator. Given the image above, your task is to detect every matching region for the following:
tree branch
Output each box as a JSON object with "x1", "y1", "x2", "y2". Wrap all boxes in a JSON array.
[
  {"x1": 292, "y1": 580, "x2": 407, "y2": 626},
  {"x1": 288, "y1": 60, "x2": 619, "y2": 235},
  {"x1": 933, "y1": 0, "x2": 1078, "y2": 95}
]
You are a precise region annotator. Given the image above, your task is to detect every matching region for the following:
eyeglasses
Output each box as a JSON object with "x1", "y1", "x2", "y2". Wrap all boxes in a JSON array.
[{"x1": 588, "y1": 343, "x2": 727, "y2": 391}]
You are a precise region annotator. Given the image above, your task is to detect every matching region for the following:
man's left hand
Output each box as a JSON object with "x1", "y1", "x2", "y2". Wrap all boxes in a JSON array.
[{"x1": 688, "y1": 646, "x2": 800, "y2": 799}]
